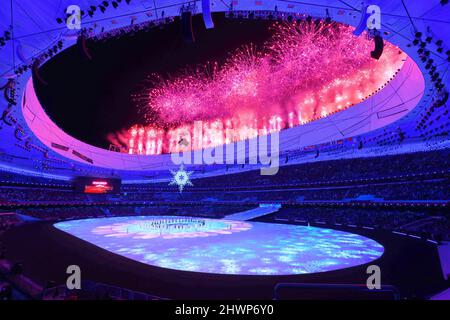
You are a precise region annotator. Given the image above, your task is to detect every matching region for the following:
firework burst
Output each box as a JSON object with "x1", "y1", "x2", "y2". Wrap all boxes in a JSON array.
[{"x1": 110, "y1": 20, "x2": 406, "y2": 155}]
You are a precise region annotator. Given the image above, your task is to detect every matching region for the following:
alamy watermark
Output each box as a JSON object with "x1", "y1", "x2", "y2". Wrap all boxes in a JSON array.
[
  {"x1": 66, "y1": 5, "x2": 81, "y2": 30},
  {"x1": 66, "y1": 264, "x2": 81, "y2": 290},
  {"x1": 366, "y1": 5, "x2": 381, "y2": 30},
  {"x1": 366, "y1": 264, "x2": 381, "y2": 290}
]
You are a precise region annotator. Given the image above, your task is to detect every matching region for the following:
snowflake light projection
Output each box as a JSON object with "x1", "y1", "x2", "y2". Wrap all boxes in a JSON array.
[
  {"x1": 109, "y1": 20, "x2": 406, "y2": 155},
  {"x1": 169, "y1": 164, "x2": 194, "y2": 192},
  {"x1": 55, "y1": 217, "x2": 384, "y2": 275}
]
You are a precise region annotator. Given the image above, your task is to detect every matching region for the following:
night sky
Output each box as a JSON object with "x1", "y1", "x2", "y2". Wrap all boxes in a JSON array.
[{"x1": 35, "y1": 13, "x2": 274, "y2": 149}]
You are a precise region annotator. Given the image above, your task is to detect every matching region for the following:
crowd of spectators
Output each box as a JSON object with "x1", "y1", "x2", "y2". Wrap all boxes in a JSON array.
[
  {"x1": 127, "y1": 179, "x2": 449, "y2": 202},
  {"x1": 0, "y1": 214, "x2": 21, "y2": 235},
  {"x1": 398, "y1": 216, "x2": 450, "y2": 242},
  {"x1": 0, "y1": 149, "x2": 448, "y2": 243},
  {"x1": 120, "y1": 149, "x2": 449, "y2": 202},
  {"x1": 183, "y1": 149, "x2": 450, "y2": 189},
  {"x1": 3, "y1": 181, "x2": 445, "y2": 205},
  {"x1": 0, "y1": 171, "x2": 70, "y2": 189},
  {"x1": 0, "y1": 187, "x2": 87, "y2": 203},
  {"x1": 0, "y1": 149, "x2": 448, "y2": 207},
  {"x1": 266, "y1": 206, "x2": 449, "y2": 242}
]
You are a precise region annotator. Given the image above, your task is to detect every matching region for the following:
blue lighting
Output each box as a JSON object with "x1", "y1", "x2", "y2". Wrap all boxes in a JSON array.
[
  {"x1": 0, "y1": 164, "x2": 71, "y2": 181},
  {"x1": 55, "y1": 216, "x2": 384, "y2": 275}
]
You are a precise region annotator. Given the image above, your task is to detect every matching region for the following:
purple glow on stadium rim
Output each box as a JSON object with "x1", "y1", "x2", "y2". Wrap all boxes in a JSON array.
[
  {"x1": 22, "y1": 55, "x2": 424, "y2": 171},
  {"x1": 54, "y1": 216, "x2": 384, "y2": 275}
]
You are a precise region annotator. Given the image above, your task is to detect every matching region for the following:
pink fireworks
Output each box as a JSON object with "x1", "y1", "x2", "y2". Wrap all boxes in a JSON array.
[{"x1": 109, "y1": 20, "x2": 406, "y2": 155}]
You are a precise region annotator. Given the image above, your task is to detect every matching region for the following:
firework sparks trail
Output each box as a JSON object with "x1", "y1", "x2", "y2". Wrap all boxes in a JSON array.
[{"x1": 108, "y1": 21, "x2": 406, "y2": 155}]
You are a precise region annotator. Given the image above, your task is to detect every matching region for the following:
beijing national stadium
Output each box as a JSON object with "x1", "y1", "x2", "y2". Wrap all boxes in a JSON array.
[{"x1": 0, "y1": 0, "x2": 449, "y2": 304}]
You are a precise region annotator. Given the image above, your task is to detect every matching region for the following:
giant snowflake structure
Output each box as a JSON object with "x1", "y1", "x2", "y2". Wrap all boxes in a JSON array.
[{"x1": 169, "y1": 164, "x2": 194, "y2": 193}]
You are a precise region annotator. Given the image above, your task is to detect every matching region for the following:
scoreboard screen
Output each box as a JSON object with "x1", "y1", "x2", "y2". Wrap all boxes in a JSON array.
[{"x1": 74, "y1": 177, "x2": 121, "y2": 194}]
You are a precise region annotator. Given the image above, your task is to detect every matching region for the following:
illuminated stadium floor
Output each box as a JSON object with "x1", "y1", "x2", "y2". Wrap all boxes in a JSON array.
[{"x1": 54, "y1": 216, "x2": 384, "y2": 276}]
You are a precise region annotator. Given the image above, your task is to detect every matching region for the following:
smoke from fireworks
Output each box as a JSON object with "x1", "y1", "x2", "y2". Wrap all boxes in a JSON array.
[{"x1": 109, "y1": 20, "x2": 406, "y2": 155}]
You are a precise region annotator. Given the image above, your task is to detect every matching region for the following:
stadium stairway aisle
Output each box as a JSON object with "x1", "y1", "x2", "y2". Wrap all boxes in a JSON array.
[
  {"x1": 224, "y1": 205, "x2": 281, "y2": 221},
  {"x1": 437, "y1": 242, "x2": 450, "y2": 281},
  {"x1": 430, "y1": 288, "x2": 450, "y2": 300}
]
